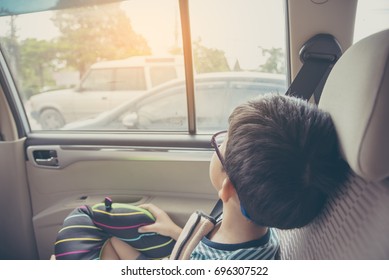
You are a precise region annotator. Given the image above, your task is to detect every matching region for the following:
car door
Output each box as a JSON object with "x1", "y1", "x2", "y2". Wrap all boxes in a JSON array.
[{"x1": 135, "y1": 85, "x2": 188, "y2": 130}]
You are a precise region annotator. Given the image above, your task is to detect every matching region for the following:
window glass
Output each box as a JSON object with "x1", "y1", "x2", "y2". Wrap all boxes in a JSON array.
[
  {"x1": 354, "y1": 0, "x2": 389, "y2": 43},
  {"x1": 150, "y1": 66, "x2": 178, "y2": 87},
  {"x1": 135, "y1": 85, "x2": 187, "y2": 131},
  {"x1": 189, "y1": 0, "x2": 287, "y2": 133},
  {"x1": 0, "y1": 0, "x2": 287, "y2": 132},
  {"x1": 81, "y1": 69, "x2": 113, "y2": 91},
  {"x1": 195, "y1": 81, "x2": 228, "y2": 132},
  {"x1": 71, "y1": 82, "x2": 188, "y2": 131},
  {"x1": 114, "y1": 67, "x2": 146, "y2": 91},
  {"x1": 227, "y1": 78, "x2": 286, "y2": 113},
  {"x1": 0, "y1": 0, "x2": 183, "y2": 130}
]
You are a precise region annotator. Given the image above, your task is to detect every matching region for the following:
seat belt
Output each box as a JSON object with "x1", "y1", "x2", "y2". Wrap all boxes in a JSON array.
[
  {"x1": 286, "y1": 33, "x2": 342, "y2": 103},
  {"x1": 209, "y1": 198, "x2": 223, "y2": 220},
  {"x1": 208, "y1": 34, "x2": 343, "y2": 223}
]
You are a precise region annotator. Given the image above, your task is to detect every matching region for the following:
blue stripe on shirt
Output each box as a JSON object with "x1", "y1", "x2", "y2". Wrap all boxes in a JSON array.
[{"x1": 190, "y1": 228, "x2": 279, "y2": 260}]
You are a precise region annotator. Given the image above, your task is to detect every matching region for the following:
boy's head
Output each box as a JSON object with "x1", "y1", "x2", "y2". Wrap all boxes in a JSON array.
[{"x1": 224, "y1": 94, "x2": 349, "y2": 229}]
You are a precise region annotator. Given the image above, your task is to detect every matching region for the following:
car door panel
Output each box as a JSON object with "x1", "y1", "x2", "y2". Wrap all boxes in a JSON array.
[
  {"x1": 24, "y1": 138, "x2": 217, "y2": 259},
  {"x1": 0, "y1": 139, "x2": 38, "y2": 260}
]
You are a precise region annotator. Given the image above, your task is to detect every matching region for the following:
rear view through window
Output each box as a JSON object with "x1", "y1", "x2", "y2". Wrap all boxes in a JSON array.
[{"x1": 0, "y1": 0, "x2": 287, "y2": 133}]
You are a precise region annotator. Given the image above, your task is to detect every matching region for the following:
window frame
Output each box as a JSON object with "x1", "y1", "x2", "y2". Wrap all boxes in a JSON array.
[{"x1": 179, "y1": 0, "x2": 197, "y2": 134}]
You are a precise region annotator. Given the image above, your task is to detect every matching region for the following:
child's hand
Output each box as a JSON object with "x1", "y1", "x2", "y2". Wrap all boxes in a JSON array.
[{"x1": 138, "y1": 204, "x2": 182, "y2": 240}]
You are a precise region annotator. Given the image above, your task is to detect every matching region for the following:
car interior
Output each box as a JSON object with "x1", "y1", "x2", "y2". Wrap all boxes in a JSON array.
[{"x1": 0, "y1": 0, "x2": 388, "y2": 261}]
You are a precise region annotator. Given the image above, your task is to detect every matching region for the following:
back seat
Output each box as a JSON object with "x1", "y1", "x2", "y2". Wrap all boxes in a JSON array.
[{"x1": 276, "y1": 29, "x2": 389, "y2": 259}]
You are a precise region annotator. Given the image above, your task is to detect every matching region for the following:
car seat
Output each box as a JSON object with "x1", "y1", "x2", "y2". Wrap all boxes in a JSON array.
[{"x1": 276, "y1": 29, "x2": 389, "y2": 259}]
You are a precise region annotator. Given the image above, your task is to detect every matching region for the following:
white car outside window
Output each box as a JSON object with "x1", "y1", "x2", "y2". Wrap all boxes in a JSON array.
[{"x1": 28, "y1": 55, "x2": 184, "y2": 129}]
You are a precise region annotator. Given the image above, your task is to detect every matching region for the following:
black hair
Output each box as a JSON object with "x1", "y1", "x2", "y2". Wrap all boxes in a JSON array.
[{"x1": 224, "y1": 94, "x2": 349, "y2": 229}]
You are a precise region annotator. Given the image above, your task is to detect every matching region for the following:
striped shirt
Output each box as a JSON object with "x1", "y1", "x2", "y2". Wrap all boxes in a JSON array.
[{"x1": 190, "y1": 228, "x2": 279, "y2": 260}]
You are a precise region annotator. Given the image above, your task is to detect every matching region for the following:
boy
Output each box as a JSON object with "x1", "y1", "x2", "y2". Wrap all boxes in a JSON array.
[{"x1": 103, "y1": 94, "x2": 349, "y2": 260}]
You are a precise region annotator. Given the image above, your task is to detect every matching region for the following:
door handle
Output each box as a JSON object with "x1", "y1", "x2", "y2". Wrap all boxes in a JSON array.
[
  {"x1": 35, "y1": 157, "x2": 59, "y2": 167},
  {"x1": 33, "y1": 150, "x2": 59, "y2": 167}
]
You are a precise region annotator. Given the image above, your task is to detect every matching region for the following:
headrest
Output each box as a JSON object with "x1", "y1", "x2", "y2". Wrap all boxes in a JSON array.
[{"x1": 319, "y1": 29, "x2": 389, "y2": 182}]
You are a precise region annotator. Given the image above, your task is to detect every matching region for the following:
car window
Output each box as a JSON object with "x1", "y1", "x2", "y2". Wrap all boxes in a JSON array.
[
  {"x1": 227, "y1": 80, "x2": 286, "y2": 113},
  {"x1": 354, "y1": 0, "x2": 389, "y2": 43},
  {"x1": 81, "y1": 69, "x2": 113, "y2": 91},
  {"x1": 114, "y1": 67, "x2": 147, "y2": 91},
  {"x1": 195, "y1": 81, "x2": 228, "y2": 132},
  {"x1": 150, "y1": 66, "x2": 178, "y2": 87},
  {"x1": 0, "y1": 0, "x2": 287, "y2": 133},
  {"x1": 135, "y1": 84, "x2": 188, "y2": 131},
  {"x1": 190, "y1": 0, "x2": 287, "y2": 133}
]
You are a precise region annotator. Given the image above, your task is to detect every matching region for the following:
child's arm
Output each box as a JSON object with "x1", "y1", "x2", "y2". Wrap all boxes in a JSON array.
[{"x1": 138, "y1": 204, "x2": 183, "y2": 240}]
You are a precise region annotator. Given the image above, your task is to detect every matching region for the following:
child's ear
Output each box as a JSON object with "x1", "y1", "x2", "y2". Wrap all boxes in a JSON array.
[{"x1": 218, "y1": 177, "x2": 237, "y2": 203}]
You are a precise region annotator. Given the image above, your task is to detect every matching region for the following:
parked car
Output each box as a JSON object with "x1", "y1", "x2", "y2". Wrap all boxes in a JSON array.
[
  {"x1": 64, "y1": 72, "x2": 287, "y2": 132},
  {"x1": 29, "y1": 55, "x2": 184, "y2": 129}
]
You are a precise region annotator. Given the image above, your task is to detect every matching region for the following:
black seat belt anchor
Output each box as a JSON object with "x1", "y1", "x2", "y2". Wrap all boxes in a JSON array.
[
  {"x1": 299, "y1": 34, "x2": 342, "y2": 64},
  {"x1": 287, "y1": 33, "x2": 343, "y2": 103}
]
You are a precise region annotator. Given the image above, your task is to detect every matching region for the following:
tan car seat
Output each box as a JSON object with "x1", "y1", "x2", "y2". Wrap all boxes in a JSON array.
[{"x1": 276, "y1": 29, "x2": 389, "y2": 259}]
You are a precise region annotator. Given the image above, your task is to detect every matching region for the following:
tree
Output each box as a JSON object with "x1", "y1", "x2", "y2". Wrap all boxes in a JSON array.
[
  {"x1": 258, "y1": 47, "x2": 285, "y2": 74},
  {"x1": 233, "y1": 59, "x2": 241, "y2": 71},
  {"x1": 3, "y1": 16, "x2": 19, "y2": 80},
  {"x1": 52, "y1": 4, "x2": 151, "y2": 77},
  {"x1": 18, "y1": 38, "x2": 58, "y2": 97},
  {"x1": 1, "y1": 17, "x2": 57, "y2": 99},
  {"x1": 192, "y1": 38, "x2": 230, "y2": 73}
]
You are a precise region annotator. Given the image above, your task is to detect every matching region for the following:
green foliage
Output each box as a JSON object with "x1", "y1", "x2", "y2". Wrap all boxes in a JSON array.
[
  {"x1": 192, "y1": 38, "x2": 230, "y2": 73},
  {"x1": 168, "y1": 39, "x2": 230, "y2": 73},
  {"x1": 233, "y1": 59, "x2": 241, "y2": 71},
  {"x1": 258, "y1": 47, "x2": 285, "y2": 74},
  {"x1": 52, "y1": 3, "x2": 151, "y2": 77},
  {"x1": 0, "y1": 33, "x2": 57, "y2": 99},
  {"x1": 18, "y1": 38, "x2": 57, "y2": 97}
]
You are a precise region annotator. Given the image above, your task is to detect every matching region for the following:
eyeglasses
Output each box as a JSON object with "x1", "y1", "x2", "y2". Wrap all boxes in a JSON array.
[
  {"x1": 211, "y1": 130, "x2": 228, "y2": 168},
  {"x1": 211, "y1": 130, "x2": 256, "y2": 223}
]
